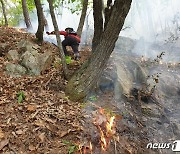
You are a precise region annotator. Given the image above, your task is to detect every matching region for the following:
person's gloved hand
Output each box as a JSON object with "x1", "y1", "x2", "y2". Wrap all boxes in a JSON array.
[{"x1": 46, "y1": 32, "x2": 50, "y2": 35}]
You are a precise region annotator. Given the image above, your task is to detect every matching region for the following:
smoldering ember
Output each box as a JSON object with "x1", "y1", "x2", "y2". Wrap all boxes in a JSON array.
[{"x1": 0, "y1": 0, "x2": 180, "y2": 154}]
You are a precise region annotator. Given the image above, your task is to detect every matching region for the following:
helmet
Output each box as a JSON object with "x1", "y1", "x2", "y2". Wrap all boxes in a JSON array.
[{"x1": 65, "y1": 27, "x2": 74, "y2": 33}]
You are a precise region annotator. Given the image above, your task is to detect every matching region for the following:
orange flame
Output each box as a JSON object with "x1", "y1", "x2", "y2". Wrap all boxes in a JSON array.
[
  {"x1": 83, "y1": 147, "x2": 86, "y2": 154},
  {"x1": 98, "y1": 126, "x2": 107, "y2": 151},
  {"x1": 79, "y1": 144, "x2": 83, "y2": 154},
  {"x1": 99, "y1": 108, "x2": 104, "y2": 114},
  {"x1": 89, "y1": 142, "x2": 93, "y2": 154},
  {"x1": 93, "y1": 109, "x2": 117, "y2": 151},
  {"x1": 106, "y1": 116, "x2": 115, "y2": 136}
]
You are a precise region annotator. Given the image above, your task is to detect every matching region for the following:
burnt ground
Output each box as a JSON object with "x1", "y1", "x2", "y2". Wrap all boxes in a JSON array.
[{"x1": 80, "y1": 91, "x2": 158, "y2": 154}]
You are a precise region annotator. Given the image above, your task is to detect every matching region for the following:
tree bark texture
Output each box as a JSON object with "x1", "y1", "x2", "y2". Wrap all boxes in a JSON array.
[
  {"x1": 0, "y1": 0, "x2": 8, "y2": 26},
  {"x1": 34, "y1": 0, "x2": 44, "y2": 42},
  {"x1": 104, "y1": 0, "x2": 113, "y2": 29},
  {"x1": 65, "y1": 0, "x2": 132, "y2": 101},
  {"x1": 22, "y1": 0, "x2": 32, "y2": 29},
  {"x1": 77, "y1": 0, "x2": 88, "y2": 37},
  {"x1": 47, "y1": 0, "x2": 69, "y2": 79},
  {"x1": 92, "y1": 0, "x2": 103, "y2": 51},
  {"x1": 43, "y1": 12, "x2": 49, "y2": 32}
]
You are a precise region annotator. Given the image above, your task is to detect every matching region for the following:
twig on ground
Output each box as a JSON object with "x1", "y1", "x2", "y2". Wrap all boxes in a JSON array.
[
  {"x1": 44, "y1": 72, "x2": 55, "y2": 88},
  {"x1": 114, "y1": 138, "x2": 117, "y2": 154}
]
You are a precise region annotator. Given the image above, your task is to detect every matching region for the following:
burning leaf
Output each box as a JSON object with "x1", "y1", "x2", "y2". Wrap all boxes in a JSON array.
[
  {"x1": 93, "y1": 108, "x2": 117, "y2": 151},
  {"x1": 89, "y1": 142, "x2": 93, "y2": 154},
  {"x1": 95, "y1": 114, "x2": 107, "y2": 125},
  {"x1": 115, "y1": 114, "x2": 123, "y2": 120},
  {"x1": 98, "y1": 126, "x2": 107, "y2": 151},
  {"x1": 78, "y1": 144, "x2": 83, "y2": 154},
  {"x1": 106, "y1": 116, "x2": 116, "y2": 136},
  {"x1": 0, "y1": 139, "x2": 9, "y2": 150}
]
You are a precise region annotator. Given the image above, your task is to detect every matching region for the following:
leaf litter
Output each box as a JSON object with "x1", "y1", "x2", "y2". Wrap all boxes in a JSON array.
[{"x1": 0, "y1": 26, "x2": 91, "y2": 154}]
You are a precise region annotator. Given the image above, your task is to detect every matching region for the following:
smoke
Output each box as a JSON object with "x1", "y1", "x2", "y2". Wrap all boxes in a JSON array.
[
  {"x1": 17, "y1": 1, "x2": 82, "y2": 42},
  {"x1": 118, "y1": 0, "x2": 180, "y2": 62},
  {"x1": 121, "y1": 0, "x2": 180, "y2": 40},
  {"x1": 16, "y1": 0, "x2": 180, "y2": 62}
]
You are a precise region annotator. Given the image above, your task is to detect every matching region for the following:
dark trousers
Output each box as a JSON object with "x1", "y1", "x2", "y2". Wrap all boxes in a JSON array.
[{"x1": 62, "y1": 36, "x2": 79, "y2": 56}]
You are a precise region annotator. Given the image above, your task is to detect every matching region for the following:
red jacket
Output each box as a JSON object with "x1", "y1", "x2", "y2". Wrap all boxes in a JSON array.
[{"x1": 50, "y1": 31, "x2": 81, "y2": 43}]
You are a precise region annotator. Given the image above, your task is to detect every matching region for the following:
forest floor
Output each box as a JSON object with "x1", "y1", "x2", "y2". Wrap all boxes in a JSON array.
[
  {"x1": 0, "y1": 26, "x2": 91, "y2": 154},
  {"x1": 0, "y1": 26, "x2": 159, "y2": 154}
]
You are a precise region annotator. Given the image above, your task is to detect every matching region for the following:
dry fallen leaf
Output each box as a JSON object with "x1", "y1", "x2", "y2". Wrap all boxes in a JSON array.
[
  {"x1": 16, "y1": 129, "x2": 24, "y2": 135},
  {"x1": 29, "y1": 144, "x2": 36, "y2": 151},
  {"x1": 0, "y1": 128, "x2": 5, "y2": 139},
  {"x1": 38, "y1": 133, "x2": 46, "y2": 142},
  {"x1": 27, "y1": 105, "x2": 37, "y2": 112},
  {"x1": 60, "y1": 131, "x2": 68, "y2": 138},
  {"x1": 0, "y1": 26, "x2": 84, "y2": 154},
  {"x1": 59, "y1": 129, "x2": 72, "y2": 138},
  {"x1": 0, "y1": 139, "x2": 9, "y2": 150},
  {"x1": 45, "y1": 117, "x2": 56, "y2": 124},
  {"x1": 7, "y1": 118, "x2": 11, "y2": 124},
  {"x1": 34, "y1": 120, "x2": 46, "y2": 127},
  {"x1": 115, "y1": 114, "x2": 123, "y2": 120}
]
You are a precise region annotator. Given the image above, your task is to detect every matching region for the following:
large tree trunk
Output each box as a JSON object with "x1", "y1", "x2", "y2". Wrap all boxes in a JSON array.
[
  {"x1": 34, "y1": 0, "x2": 44, "y2": 42},
  {"x1": 0, "y1": 0, "x2": 8, "y2": 26},
  {"x1": 65, "y1": 0, "x2": 132, "y2": 101},
  {"x1": 22, "y1": 0, "x2": 32, "y2": 29},
  {"x1": 47, "y1": 0, "x2": 69, "y2": 79},
  {"x1": 92, "y1": 0, "x2": 103, "y2": 51},
  {"x1": 77, "y1": 0, "x2": 88, "y2": 37}
]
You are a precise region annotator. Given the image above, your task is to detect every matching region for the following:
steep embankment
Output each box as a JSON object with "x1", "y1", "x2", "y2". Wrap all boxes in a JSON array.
[{"x1": 0, "y1": 26, "x2": 90, "y2": 154}]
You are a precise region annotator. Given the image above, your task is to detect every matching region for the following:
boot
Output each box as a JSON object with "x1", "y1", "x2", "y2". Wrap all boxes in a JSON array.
[{"x1": 74, "y1": 53, "x2": 80, "y2": 61}]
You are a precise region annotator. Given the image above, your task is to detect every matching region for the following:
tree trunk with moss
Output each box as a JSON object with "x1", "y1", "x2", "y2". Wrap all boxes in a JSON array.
[
  {"x1": 77, "y1": 0, "x2": 88, "y2": 37},
  {"x1": 65, "y1": 0, "x2": 132, "y2": 101},
  {"x1": 34, "y1": 0, "x2": 44, "y2": 42},
  {"x1": 0, "y1": 0, "x2": 8, "y2": 26}
]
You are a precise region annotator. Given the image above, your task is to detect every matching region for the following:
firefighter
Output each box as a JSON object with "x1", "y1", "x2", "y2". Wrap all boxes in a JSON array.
[{"x1": 46, "y1": 27, "x2": 80, "y2": 60}]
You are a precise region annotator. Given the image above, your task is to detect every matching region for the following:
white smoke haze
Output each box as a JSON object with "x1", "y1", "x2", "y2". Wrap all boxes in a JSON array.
[
  {"x1": 121, "y1": 0, "x2": 180, "y2": 40},
  {"x1": 17, "y1": 0, "x2": 82, "y2": 44},
  {"x1": 120, "y1": 0, "x2": 180, "y2": 62},
  {"x1": 16, "y1": 0, "x2": 180, "y2": 62}
]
